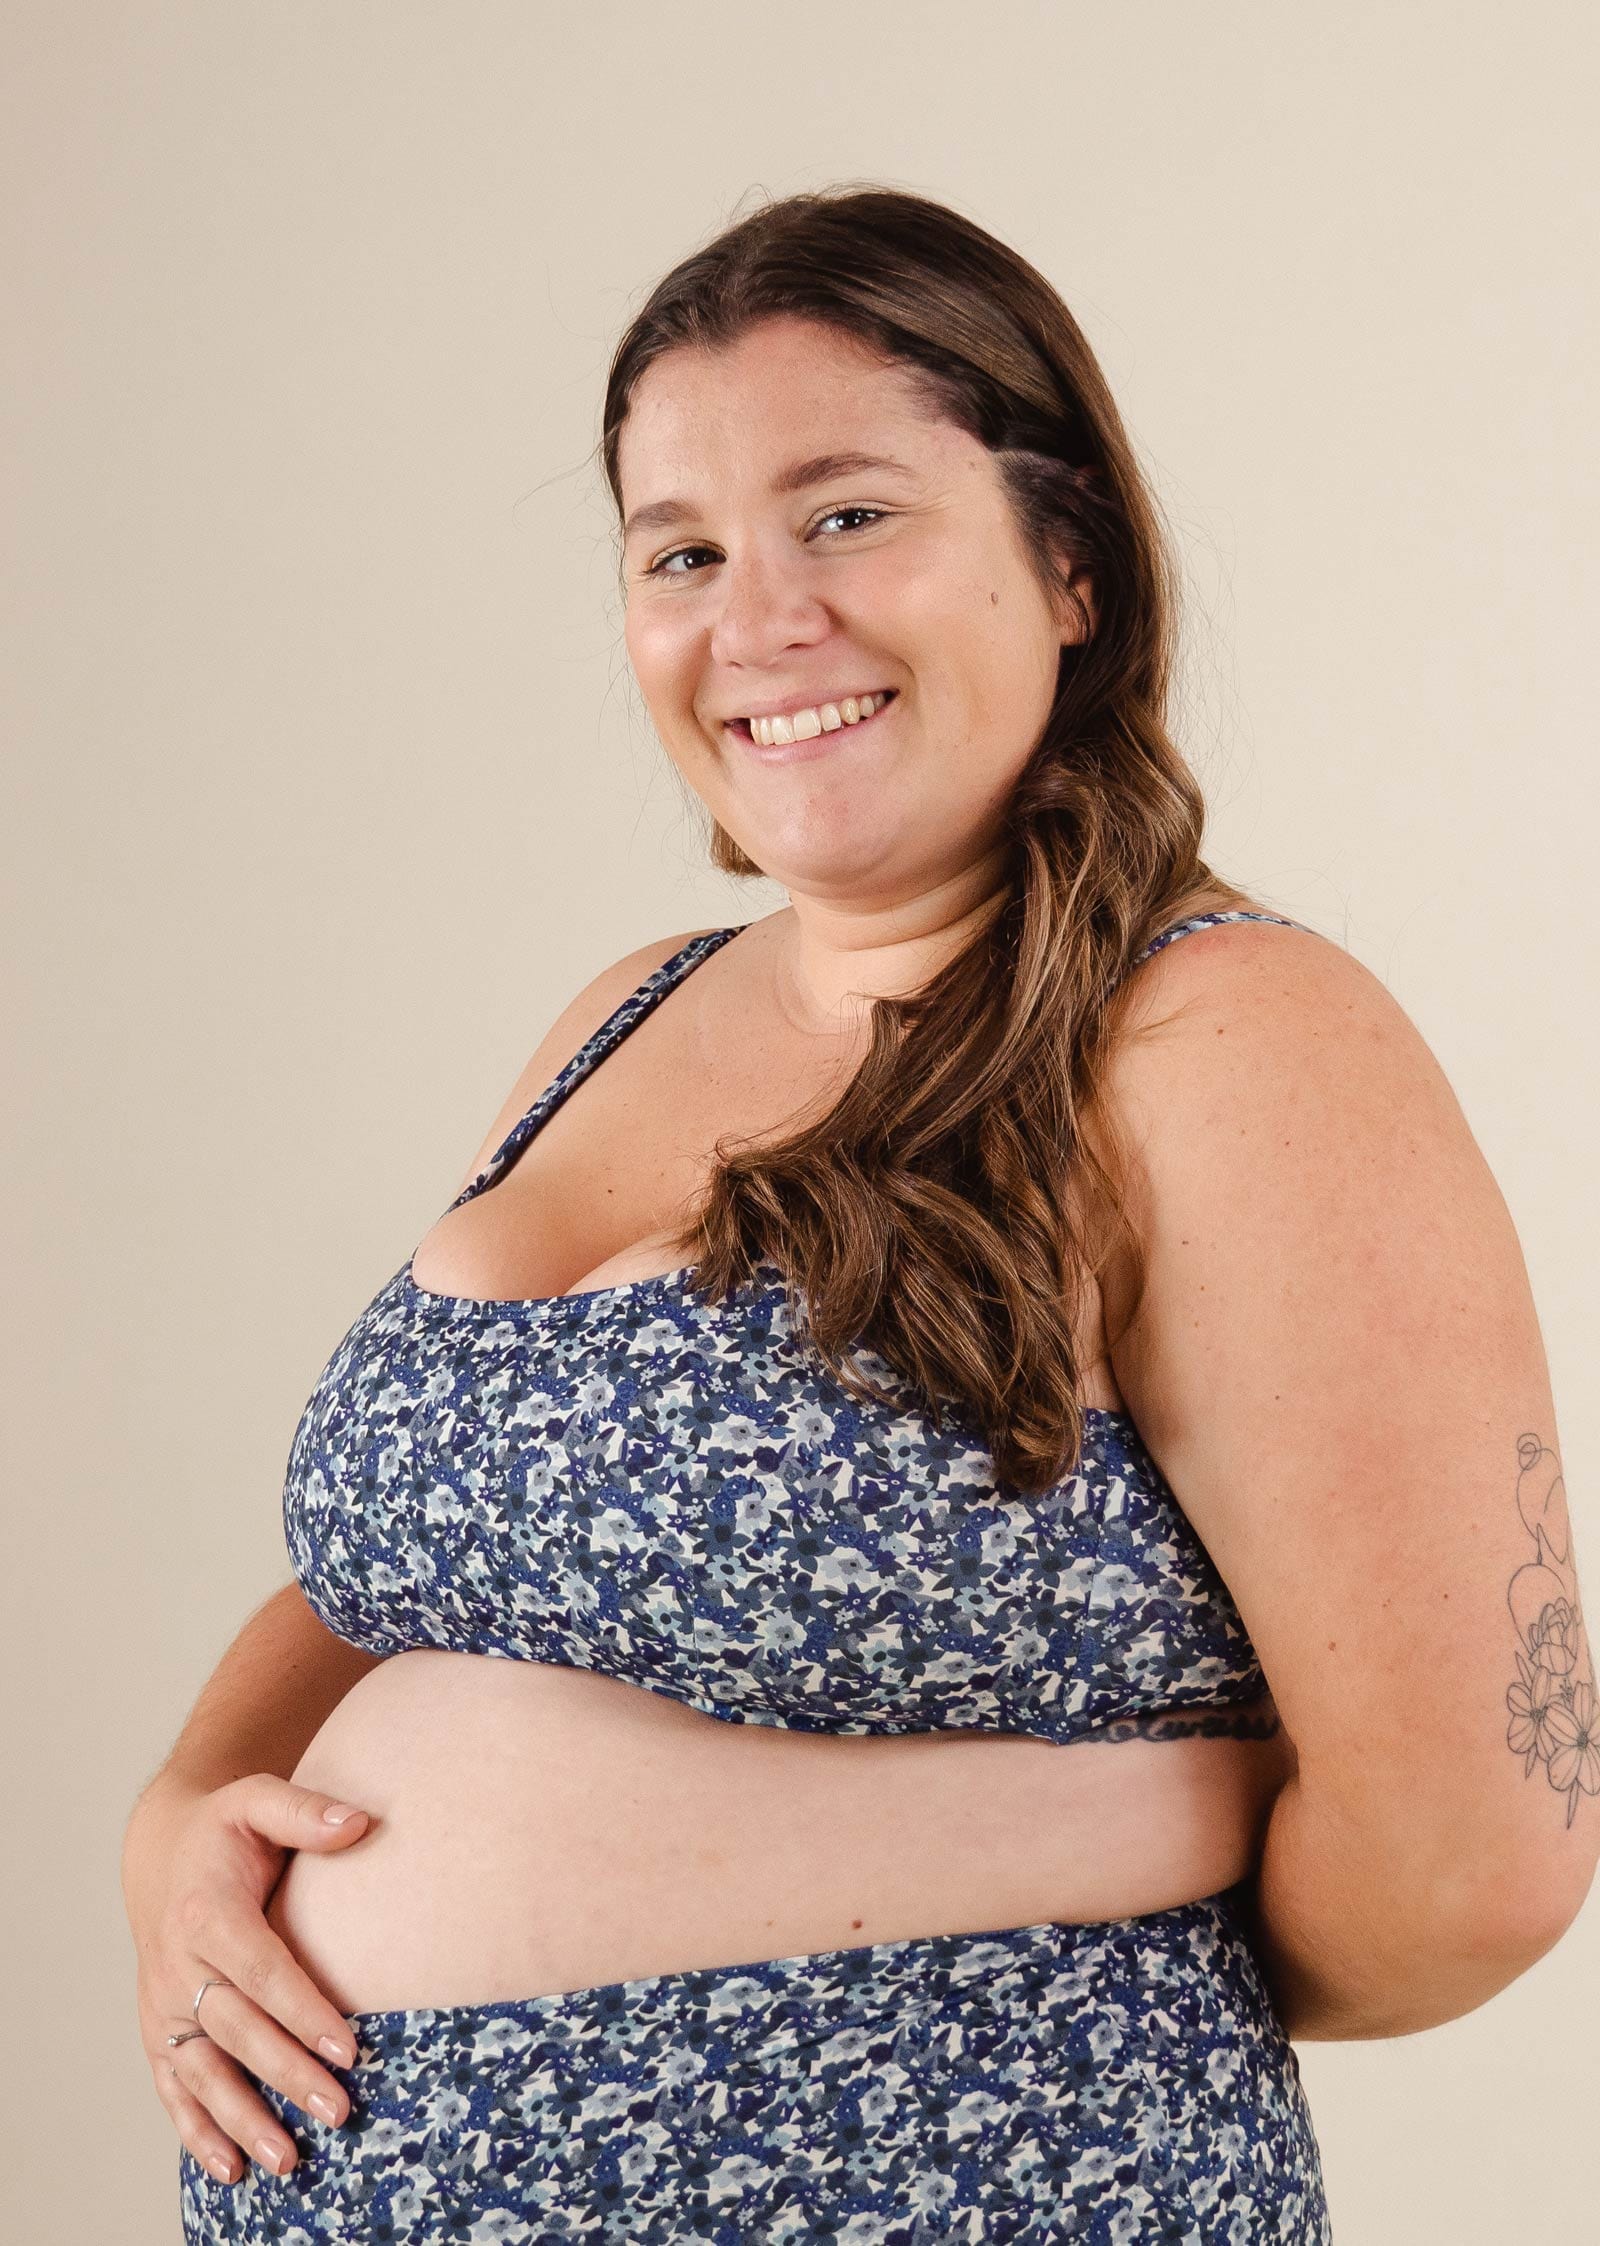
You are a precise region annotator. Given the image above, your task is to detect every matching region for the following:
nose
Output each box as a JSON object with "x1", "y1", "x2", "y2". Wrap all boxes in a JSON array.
[{"x1": 707, "y1": 541, "x2": 833, "y2": 672}]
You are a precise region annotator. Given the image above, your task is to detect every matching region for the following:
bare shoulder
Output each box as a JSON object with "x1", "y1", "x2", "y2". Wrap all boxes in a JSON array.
[
  {"x1": 1097, "y1": 910, "x2": 1597, "y2": 1930},
  {"x1": 543, "y1": 925, "x2": 731, "y2": 1057},
  {"x1": 1100, "y1": 909, "x2": 1452, "y2": 1316},
  {"x1": 449, "y1": 925, "x2": 729, "y2": 1193},
  {"x1": 1096, "y1": 911, "x2": 1428, "y2": 1405}
]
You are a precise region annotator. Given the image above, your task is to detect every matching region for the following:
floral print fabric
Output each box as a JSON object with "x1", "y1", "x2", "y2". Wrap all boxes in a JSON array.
[
  {"x1": 180, "y1": 1887, "x2": 1331, "y2": 2242},
  {"x1": 185, "y1": 908, "x2": 1332, "y2": 2239},
  {"x1": 282, "y1": 913, "x2": 1314, "y2": 1752}
]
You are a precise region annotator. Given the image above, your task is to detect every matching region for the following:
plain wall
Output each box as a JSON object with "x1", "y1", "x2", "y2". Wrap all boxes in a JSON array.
[{"x1": 4, "y1": 2, "x2": 1596, "y2": 2238}]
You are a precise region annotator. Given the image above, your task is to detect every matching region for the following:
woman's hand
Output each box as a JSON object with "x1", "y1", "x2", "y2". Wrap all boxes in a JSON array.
[{"x1": 122, "y1": 1772, "x2": 375, "y2": 2185}]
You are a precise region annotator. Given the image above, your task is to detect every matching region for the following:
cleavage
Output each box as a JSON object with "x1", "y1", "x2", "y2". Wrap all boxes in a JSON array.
[{"x1": 408, "y1": 1124, "x2": 703, "y2": 1303}]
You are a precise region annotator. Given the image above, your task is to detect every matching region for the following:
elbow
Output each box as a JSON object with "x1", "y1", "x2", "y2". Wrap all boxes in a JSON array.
[
  {"x1": 1317, "y1": 1725, "x2": 1600, "y2": 1977},
  {"x1": 1411, "y1": 1887, "x2": 1591, "y2": 2033},
  {"x1": 1474, "y1": 1843, "x2": 1599, "y2": 1971},
  {"x1": 1398, "y1": 1828, "x2": 1600, "y2": 2030},
  {"x1": 1245, "y1": 1769, "x2": 1599, "y2": 2039}
]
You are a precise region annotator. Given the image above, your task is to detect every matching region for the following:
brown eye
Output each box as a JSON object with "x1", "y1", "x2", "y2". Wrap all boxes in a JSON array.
[
  {"x1": 647, "y1": 544, "x2": 717, "y2": 579},
  {"x1": 646, "y1": 506, "x2": 888, "y2": 580}
]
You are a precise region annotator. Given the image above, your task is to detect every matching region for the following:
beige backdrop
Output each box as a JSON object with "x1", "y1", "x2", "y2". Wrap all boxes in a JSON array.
[{"x1": 5, "y1": 3, "x2": 1596, "y2": 2239}]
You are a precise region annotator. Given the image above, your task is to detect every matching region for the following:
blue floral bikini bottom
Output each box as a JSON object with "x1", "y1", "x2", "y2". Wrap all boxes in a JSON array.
[{"x1": 178, "y1": 1883, "x2": 1330, "y2": 2243}]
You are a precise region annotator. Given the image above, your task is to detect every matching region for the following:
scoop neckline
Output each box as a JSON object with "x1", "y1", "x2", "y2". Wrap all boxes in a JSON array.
[
  {"x1": 399, "y1": 1250, "x2": 703, "y2": 1318},
  {"x1": 392, "y1": 912, "x2": 1316, "y2": 1407},
  {"x1": 395, "y1": 1253, "x2": 1134, "y2": 1424}
]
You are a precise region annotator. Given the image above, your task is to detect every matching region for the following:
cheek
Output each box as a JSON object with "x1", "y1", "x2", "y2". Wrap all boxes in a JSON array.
[
  {"x1": 958, "y1": 577, "x2": 1060, "y2": 718},
  {"x1": 888, "y1": 550, "x2": 1027, "y2": 680},
  {"x1": 623, "y1": 604, "x2": 667, "y2": 674},
  {"x1": 625, "y1": 607, "x2": 700, "y2": 712}
]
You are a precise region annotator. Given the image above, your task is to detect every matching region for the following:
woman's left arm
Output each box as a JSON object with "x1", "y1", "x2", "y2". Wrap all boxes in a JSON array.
[{"x1": 1100, "y1": 918, "x2": 1599, "y2": 2040}]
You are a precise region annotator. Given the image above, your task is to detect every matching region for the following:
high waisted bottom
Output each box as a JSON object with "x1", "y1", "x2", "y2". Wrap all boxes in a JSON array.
[{"x1": 178, "y1": 1883, "x2": 1330, "y2": 2242}]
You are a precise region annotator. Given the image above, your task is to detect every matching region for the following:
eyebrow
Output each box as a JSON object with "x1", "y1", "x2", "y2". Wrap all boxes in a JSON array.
[{"x1": 621, "y1": 450, "x2": 918, "y2": 544}]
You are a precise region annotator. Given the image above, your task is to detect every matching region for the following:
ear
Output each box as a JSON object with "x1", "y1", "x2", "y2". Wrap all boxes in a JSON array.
[{"x1": 1049, "y1": 551, "x2": 1097, "y2": 645}]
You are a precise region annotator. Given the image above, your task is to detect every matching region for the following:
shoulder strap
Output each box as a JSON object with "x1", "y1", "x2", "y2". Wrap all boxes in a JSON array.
[
  {"x1": 448, "y1": 910, "x2": 1312, "y2": 1212},
  {"x1": 1129, "y1": 907, "x2": 1315, "y2": 970},
  {"x1": 448, "y1": 924, "x2": 746, "y2": 1212}
]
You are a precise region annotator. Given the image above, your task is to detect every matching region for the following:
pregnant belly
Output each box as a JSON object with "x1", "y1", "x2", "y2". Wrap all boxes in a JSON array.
[{"x1": 265, "y1": 1649, "x2": 1282, "y2": 2013}]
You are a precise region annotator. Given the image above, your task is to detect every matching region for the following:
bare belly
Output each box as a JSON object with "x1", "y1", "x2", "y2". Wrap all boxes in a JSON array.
[{"x1": 264, "y1": 1650, "x2": 1289, "y2": 2013}]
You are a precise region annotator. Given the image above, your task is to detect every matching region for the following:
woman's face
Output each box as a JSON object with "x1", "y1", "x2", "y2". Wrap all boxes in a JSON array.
[{"x1": 618, "y1": 313, "x2": 1090, "y2": 910}]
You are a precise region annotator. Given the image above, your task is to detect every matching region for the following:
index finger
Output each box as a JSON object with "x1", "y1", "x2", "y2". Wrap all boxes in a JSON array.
[{"x1": 206, "y1": 1906, "x2": 358, "y2": 2069}]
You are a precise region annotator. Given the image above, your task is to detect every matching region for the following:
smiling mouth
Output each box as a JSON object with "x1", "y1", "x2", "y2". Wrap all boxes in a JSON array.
[{"x1": 726, "y1": 689, "x2": 898, "y2": 746}]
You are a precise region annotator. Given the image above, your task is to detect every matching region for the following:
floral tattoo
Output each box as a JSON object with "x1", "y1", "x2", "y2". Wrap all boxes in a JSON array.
[{"x1": 1506, "y1": 1431, "x2": 1597, "y2": 1829}]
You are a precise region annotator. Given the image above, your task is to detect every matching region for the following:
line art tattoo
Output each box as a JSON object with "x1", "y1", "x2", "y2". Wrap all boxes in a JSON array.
[
  {"x1": 1505, "y1": 1431, "x2": 1597, "y2": 1829},
  {"x1": 1072, "y1": 1700, "x2": 1283, "y2": 1746}
]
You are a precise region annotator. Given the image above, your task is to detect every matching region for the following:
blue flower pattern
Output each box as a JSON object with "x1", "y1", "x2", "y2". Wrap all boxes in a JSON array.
[{"x1": 181, "y1": 909, "x2": 1333, "y2": 2241}]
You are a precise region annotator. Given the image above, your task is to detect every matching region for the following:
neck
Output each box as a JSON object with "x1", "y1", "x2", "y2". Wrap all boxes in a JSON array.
[{"x1": 769, "y1": 856, "x2": 1012, "y2": 1033}]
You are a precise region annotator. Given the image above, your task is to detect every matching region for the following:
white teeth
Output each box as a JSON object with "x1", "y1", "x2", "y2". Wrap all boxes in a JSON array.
[{"x1": 749, "y1": 692, "x2": 890, "y2": 747}]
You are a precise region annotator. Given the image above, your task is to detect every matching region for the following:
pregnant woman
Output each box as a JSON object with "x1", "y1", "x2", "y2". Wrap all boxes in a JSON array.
[{"x1": 123, "y1": 187, "x2": 1596, "y2": 2240}]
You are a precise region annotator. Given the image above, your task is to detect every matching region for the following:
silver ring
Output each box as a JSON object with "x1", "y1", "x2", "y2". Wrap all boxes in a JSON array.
[
  {"x1": 193, "y1": 1976, "x2": 232, "y2": 2025},
  {"x1": 166, "y1": 2025, "x2": 209, "y2": 2048}
]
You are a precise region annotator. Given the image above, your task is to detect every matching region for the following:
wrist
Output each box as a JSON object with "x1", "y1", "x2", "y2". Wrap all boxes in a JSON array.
[{"x1": 123, "y1": 1766, "x2": 205, "y2": 1874}]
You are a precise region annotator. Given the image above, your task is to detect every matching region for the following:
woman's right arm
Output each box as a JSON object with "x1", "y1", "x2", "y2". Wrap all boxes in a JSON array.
[{"x1": 121, "y1": 1581, "x2": 385, "y2": 2187}]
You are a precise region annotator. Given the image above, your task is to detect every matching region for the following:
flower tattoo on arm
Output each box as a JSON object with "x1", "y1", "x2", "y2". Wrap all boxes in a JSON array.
[{"x1": 1505, "y1": 1431, "x2": 1597, "y2": 1829}]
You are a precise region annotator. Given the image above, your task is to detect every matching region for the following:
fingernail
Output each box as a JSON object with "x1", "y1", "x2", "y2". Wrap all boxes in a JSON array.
[
  {"x1": 322, "y1": 1802, "x2": 365, "y2": 1825},
  {"x1": 255, "y1": 2138, "x2": 294, "y2": 2175},
  {"x1": 207, "y1": 2155, "x2": 237, "y2": 2184},
  {"x1": 308, "y1": 2092, "x2": 341, "y2": 2125},
  {"x1": 319, "y1": 2034, "x2": 355, "y2": 2065}
]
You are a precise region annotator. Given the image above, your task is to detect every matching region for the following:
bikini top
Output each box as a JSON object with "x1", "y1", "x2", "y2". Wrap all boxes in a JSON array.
[{"x1": 283, "y1": 908, "x2": 1313, "y2": 1742}]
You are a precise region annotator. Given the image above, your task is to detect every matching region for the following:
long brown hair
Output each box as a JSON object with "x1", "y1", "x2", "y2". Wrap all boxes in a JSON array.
[{"x1": 598, "y1": 183, "x2": 1266, "y2": 1493}]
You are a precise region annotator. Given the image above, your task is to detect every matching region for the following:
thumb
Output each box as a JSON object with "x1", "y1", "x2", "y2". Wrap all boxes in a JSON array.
[{"x1": 226, "y1": 1773, "x2": 374, "y2": 1852}]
